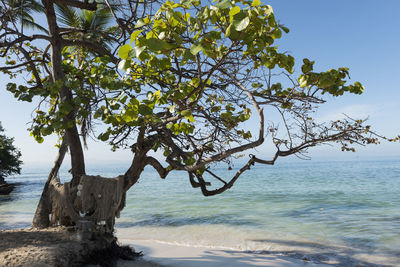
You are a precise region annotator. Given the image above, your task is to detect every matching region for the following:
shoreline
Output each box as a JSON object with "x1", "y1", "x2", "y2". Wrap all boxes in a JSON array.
[{"x1": 117, "y1": 239, "x2": 330, "y2": 267}]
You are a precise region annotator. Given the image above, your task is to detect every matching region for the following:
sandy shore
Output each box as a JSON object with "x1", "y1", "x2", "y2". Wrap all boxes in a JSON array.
[
  {"x1": 0, "y1": 227, "x2": 101, "y2": 266},
  {"x1": 117, "y1": 239, "x2": 330, "y2": 267},
  {"x1": 0, "y1": 228, "x2": 393, "y2": 266},
  {"x1": 0, "y1": 227, "x2": 132, "y2": 267},
  {"x1": 0, "y1": 227, "x2": 329, "y2": 267}
]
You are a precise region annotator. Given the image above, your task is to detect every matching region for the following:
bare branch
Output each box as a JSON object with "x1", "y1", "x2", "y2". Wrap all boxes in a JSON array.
[
  {"x1": 192, "y1": 156, "x2": 256, "y2": 196},
  {"x1": 145, "y1": 156, "x2": 171, "y2": 178}
]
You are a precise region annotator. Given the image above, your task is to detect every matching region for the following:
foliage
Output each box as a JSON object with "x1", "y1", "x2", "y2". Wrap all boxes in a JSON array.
[
  {"x1": 0, "y1": 122, "x2": 22, "y2": 181},
  {"x1": 0, "y1": 0, "x2": 386, "y2": 198},
  {"x1": 98, "y1": 0, "x2": 382, "y2": 194},
  {"x1": 1, "y1": 0, "x2": 46, "y2": 32}
]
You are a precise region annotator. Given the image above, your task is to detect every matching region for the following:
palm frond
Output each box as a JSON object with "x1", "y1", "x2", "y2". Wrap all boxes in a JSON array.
[
  {"x1": 55, "y1": 3, "x2": 80, "y2": 28},
  {"x1": 7, "y1": 0, "x2": 43, "y2": 13},
  {"x1": 80, "y1": 10, "x2": 94, "y2": 30},
  {"x1": 5, "y1": 0, "x2": 45, "y2": 29},
  {"x1": 24, "y1": 0, "x2": 44, "y2": 13},
  {"x1": 21, "y1": 18, "x2": 48, "y2": 33},
  {"x1": 92, "y1": 8, "x2": 112, "y2": 30}
]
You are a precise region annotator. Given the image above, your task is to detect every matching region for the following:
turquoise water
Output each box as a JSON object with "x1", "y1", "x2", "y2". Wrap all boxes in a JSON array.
[{"x1": 1, "y1": 159, "x2": 399, "y2": 266}]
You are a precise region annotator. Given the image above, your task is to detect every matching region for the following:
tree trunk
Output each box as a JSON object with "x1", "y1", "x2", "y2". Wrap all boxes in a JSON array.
[
  {"x1": 32, "y1": 139, "x2": 68, "y2": 228},
  {"x1": 32, "y1": 0, "x2": 86, "y2": 228},
  {"x1": 42, "y1": 0, "x2": 86, "y2": 183}
]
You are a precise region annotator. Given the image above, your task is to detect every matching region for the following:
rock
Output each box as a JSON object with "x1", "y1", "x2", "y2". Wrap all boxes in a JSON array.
[{"x1": 0, "y1": 183, "x2": 14, "y2": 195}]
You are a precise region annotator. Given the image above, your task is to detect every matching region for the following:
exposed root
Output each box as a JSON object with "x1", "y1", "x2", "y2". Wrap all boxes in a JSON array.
[{"x1": 84, "y1": 239, "x2": 143, "y2": 267}]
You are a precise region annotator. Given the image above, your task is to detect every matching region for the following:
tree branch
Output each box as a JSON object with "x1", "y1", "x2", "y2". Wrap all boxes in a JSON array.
[
  {"x1": 145, "y1": 156, "x2": 171, "y2": 179},
  {"x1": 62, "y1": 39, "x2": 118, "y2": 63},
  {"x1": 53, "y1": 0, "x2": 97, "y2": 11},
  {"x1": 184, "y1": 75, "x2": 265, "y2": 171},
  {"x1": 192, "y1": 156, "x2": 256, "y2": 196}
]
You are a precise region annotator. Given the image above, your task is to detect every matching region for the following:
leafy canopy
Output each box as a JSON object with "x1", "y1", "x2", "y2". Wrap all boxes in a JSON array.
[
  {"x1": 1, "y1": 0, "x2": 386, "y2": 196},
  {"x1": 109, "y1": 0, "x2": 367, "y2": 157},
  {"x1": 0, "y1": 122, "x2": 22, "y2": 180}
]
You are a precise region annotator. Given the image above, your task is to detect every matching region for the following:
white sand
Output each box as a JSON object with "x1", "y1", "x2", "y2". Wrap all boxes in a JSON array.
[{"x1": 117, "y1": 239, "x2": 330, "y2": 267}]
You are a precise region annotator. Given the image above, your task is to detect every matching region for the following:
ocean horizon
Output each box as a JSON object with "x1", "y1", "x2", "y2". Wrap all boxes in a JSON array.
[{"x1": 1, "y1": 159, "x2": 399, "y2": 266}]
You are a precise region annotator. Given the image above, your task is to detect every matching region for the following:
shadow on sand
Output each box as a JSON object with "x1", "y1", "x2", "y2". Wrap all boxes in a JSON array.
[
  {"x1": 118, "y1": 238, "x2": 397, "y2": 267},
  {"x1": 249, "y1": 238, "x2": 396, "y2": 267},
  {"x1": 119, "y1": 241, "x2": 321, "y2": 267}
]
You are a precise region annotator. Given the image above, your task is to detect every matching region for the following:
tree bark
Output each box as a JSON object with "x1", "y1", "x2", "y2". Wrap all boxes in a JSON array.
[{"x1": 32, "y1": 139, "x2": 68, "y2": 228}]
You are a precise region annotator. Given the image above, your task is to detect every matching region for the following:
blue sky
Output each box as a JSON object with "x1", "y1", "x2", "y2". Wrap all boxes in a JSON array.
[{"x1": 1, "y1": 0, "x2": 399, "y2": 166}]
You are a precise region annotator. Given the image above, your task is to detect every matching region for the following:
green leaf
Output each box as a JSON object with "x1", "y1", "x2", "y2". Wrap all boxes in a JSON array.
[
  {"x1": 251, "y1": 0, "x2": 261, "y2": 6},
  {"x1": 118, "y1": 59, "x2": 127, "y2": 70},
  {"x1": 281, "y1": 25, "x2": 290, "y2": 33},
  {"x1": 135, "y1": 18, "x2": 147, "y2": 28},
  {"x1": 138, "y1": 104, "x2": 153, "y2": 115},
  {"x1": 35, "y1": 136, "x2": 44, "y2": 143},
  {"x1": 233, "y1": 16, "x2": 250, "y2": 31},
  {"x1": 130, "y1": 30, "x2": 143, "y2": 43},
  {"x1": 186, "y1": 115, "x2": 195, "y2": 123},
  {"x1": 265, "y1": 5, "x2": 274, "y2": 17},
  {"x1": 216, "y1": 0, "x2": 230, "y2": 9},
  {"x1": 118, "y1": 44, "x2": 131, "y2": 59},
  {"x1": 153, "y1": 90, "x2": 161, "y2": 100},
  {"x1": 134, "y1": 46, "x2": 146, "y2": 58},
  {"x1": 190, "y1": 43, "x2": 203, "y2": 55},
  {"x1": 225, "y1": 24, "x2": 233, "y2": 37},
  {"x1": 181, "y1": 110, "x2": 195, "y2": 123},
  {"x1": 271, "y1": 29, "x2": 282, "y2": 39},
  {"x1": 146, "y1": 38, "x2": 165, "y2": 52},
  {"x1": 41, "y1": 126, "x2": 53, "y2": 136},
  {"x1": 229, "y1": 6, "x2": 240, "y2": 22},
  {"x1": 211, "y1": 106, "x2": 221, "y2": 112},
  {"x1": 184, "y1": 157, "x2": 196, "y2": 165},
  {"x1": 301, "y1": 59, "x2": 314, "y2": 73},
  {"x1": 182, "y1": 49, "x2": 195, "y2": 63},
  {"x1": 122, "y1": 110, "x2": 137, "y2": 122},
  {"x1": 98, "y1": 132, "x2": 110, "y2": 141},
  {"x1": 181, "y1": 110, "x2": 192, "y2": 117},
  {"x1": 225, "y1": 23, "x2": 239, "y2": 39},
  {"x1": 298, "y1": 75, "x2": 307, "y2": 88}
]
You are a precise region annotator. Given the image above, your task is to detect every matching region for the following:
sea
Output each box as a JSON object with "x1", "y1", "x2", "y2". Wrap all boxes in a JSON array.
[{"x1": 0, "y1": 159, "x2": 399, "y2": 266}]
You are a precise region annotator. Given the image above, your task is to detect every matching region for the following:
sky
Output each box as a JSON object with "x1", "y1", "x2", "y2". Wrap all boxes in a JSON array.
[{"x1": 0, "y1": 0, "x2": 399, "y2": 167}]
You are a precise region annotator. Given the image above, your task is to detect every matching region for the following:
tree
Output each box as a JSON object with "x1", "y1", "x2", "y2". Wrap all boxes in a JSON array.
[
  {"x1": 0, "y1": 122, "x2": 22, "y2": 184},
  {"x1": 0, "y1": 0, "x2": 389, "y2": 232}
]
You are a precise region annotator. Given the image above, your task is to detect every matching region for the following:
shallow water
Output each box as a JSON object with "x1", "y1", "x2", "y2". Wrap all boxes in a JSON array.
[{"x1": 1, "y1": 159, "x2": 399, "y2": 266}]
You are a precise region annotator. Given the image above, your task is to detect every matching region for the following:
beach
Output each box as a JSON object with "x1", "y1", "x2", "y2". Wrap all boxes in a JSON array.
[
  {"x1": 117, "y1": 239, "x2": 330, "y2": 267},
  {"x1": 0, "y1": 228, "x2": 331, "y2": 267},
  {"x1": 0, "y1": 227, "x2": 395, "y2": 266},
  {"x1": 115, "y1": 229, "x2": 399, "y2": 267}
]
